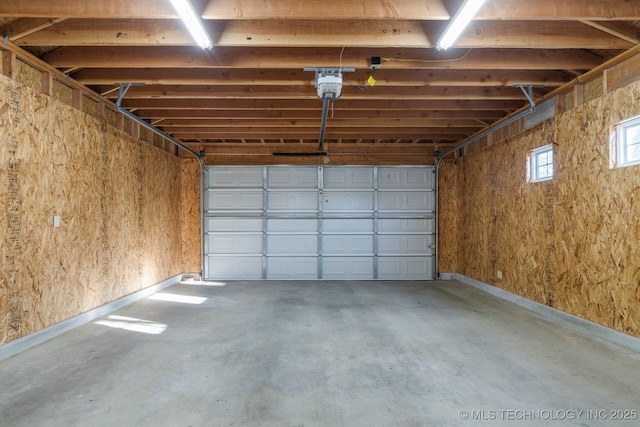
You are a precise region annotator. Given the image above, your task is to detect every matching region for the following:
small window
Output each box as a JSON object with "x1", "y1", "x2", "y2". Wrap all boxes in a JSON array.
[
  {"x1": 527, "y1": 144, "x2": 554, "y2": 183},
  {"x1": 611, "y1": 115, "x2": 640, "y2": 168}
]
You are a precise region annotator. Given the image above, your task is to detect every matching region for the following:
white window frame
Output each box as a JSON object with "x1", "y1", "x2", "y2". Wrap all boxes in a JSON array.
[
  {"x1": 611, "y1": 115, "x2": 640, "y2": 169},
  {"x1": 527, "y1": 144, "x2": 554, "y2": 183}
]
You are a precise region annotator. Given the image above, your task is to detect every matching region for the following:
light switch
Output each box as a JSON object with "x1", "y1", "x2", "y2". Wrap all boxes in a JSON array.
[{"x1": 53, "y1": 216, "x2": 61, "y2": 228}]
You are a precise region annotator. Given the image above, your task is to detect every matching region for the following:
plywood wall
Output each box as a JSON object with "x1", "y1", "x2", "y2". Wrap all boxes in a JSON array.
[
  {"x1": 181, "y1": 158, "x2": 202, "y2": 274},
  {"x1": 439, "y1": 78, "x2": 640, "y2": 338},
  {"x1": 0, "y1": 72, "x2": 184, "y2": 345},
  {"x1": 437, "y1": 159, "x2": 462, "y2": 273}
]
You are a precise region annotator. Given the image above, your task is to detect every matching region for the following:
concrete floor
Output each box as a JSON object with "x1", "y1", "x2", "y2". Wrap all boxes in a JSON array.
[{"x1": 1, "y1": 280, "x2": 640, "y2": 427}]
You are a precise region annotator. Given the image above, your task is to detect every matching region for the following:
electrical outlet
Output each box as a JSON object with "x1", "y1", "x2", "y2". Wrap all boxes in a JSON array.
[
  {"x1": 369, "y1": 56, "x2": 382, "y2": 69},
  {"x1": 496, "y1": 271, "x2": 503, "y2": 279}
]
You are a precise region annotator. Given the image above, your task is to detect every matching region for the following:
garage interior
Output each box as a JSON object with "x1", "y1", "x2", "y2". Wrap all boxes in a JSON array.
[{"x1": 1, "y1": 0, "x2": 640, "y2": 425}]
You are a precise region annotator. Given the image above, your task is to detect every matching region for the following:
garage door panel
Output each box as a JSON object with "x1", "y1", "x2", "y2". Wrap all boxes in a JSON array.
[
  {"x1": 268, "y1": 218, "x2": 317, "y2": 233},
  {"x1": 378, "y1": 218, "x2": 434, "y2": 233},
  {"x1": 208, "y1": 218, "x2": 263, "y2": 232},
  {"x1": 322, "y1": 257, "x2": 374, "y2": 279},
  {"x1": 208, "y1": 167, "x2": 263, "y2": 188},
  {"x1": 267, "y1": 191, "x2": 318, "y2": 212},
  {"x1": 208, "y1": 256, "x2": 263, "y2": 280},
  {"x1": 378, "y1": 257, "x2": 433, "y2": 279},
  {"x1": 323, "y1": 235, "x2": 374, "y2": 255},
  {"x1": 208, "y1": 233, "x2": 263, "y2": 254},
  {"x1": 323, "y1": 218, "x2": 374, "y2": 233},
  {"x1": 268, "y1": 257, "x2": 318, "y2": 279},
  {"x1": 324, "y1": 167, "x2": 374, "y2": 189},
  {"x1": 267, "y1": 235, "x2": 318, "y2": 255},
  {"x1": 207, "y1": 191, "x2": 263, "y2": 211},
  {"x1": 378, "y1": 167, "x2": 434, "y2": 189},
  {"x1": 378, "y1": 191, "x2": 433, "y2": 213},
  {"x1": 323, "y1": 191, "x2": 374, "y2": 212},
  {"x1": 378, "y1": 235, "x2": 433, "y2": 255},
  {"x1": 268, "y1": 167, "x2": 318, "y2": 189}
]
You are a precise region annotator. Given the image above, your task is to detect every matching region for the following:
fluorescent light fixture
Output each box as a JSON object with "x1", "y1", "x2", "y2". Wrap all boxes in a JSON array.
[
  {"x1": 436, "y1": 0, "x2": 487, "y2": 50},
  {"x1": 169, "y1": 0, "x2": 213, "y2": 49}
]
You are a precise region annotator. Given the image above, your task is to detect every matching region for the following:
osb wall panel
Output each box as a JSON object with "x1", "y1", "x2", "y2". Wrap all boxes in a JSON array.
[
  {"x1": 181, "y1": 158, "x2": 201, "y2": 274},
  {"x1": 443, "y1": 79, "x2": 640, "y2": 338},
  {"x1": 437, "y1": 159, "x2": 462, "y2": 273},
  {"x1": 489, "y1": 122, "x2": 557, "y2": 306},
  {"x1": 15, "y1": 60, "x2": 40, "y2": 89},
  {"x1": 585, "y1": 76, "x2": 604, "y2": 103},
  {"x1": 554, "y1": 81, "x2": 640, "y2": 336},
  {"x1": 0, "y1": 74, "x2": 183, "y2": 345}
]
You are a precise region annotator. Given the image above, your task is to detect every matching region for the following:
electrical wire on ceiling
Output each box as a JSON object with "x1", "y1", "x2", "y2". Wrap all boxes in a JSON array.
[
  {"x1": 339, "y1": 45, "x2": 377, "y2": 92},
  {"x1": 381, "y1": 49, "x2": 472, "y2": 64}
]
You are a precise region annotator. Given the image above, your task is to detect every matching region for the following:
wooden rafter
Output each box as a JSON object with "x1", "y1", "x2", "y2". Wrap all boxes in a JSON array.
[{"x1": 1, "y1": 0, "x2": 639, "y2": 163}]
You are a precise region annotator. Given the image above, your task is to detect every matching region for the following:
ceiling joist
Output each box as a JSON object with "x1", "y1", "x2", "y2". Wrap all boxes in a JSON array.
[{"x1": 1, "y1": 0, "x2": 639, "y2": 161}]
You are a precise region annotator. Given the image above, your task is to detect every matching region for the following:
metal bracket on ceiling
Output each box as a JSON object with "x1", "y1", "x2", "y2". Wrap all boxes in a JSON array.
[
  {"x1": 303, "y1": 67, "x2": 356, "y2": 85},
  {"x1": 114, "y1": 82, "x2": 146, "y2": 108},
  {"x1": 514, "y1": 84, "x2": 543, "y2": 109}
]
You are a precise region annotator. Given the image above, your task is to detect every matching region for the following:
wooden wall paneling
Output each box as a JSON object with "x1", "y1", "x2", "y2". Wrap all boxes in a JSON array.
[
  {"x1": 15, "y1": 60, "x2": 39, "y2": 88},
  {"x1": 0, "y1": 68, "x2": 183, "y2": 344},
  {"x1": 558, "y1": 81, "x2": 640, "y2": 336},
  {"x1": 52, "y1": 79, "x2": 72, "y2": 106},
  {"x1": 455, "y1": 78, "x2": 640, "y2": 338},
  {"x1": 181, "y1": 158, "x2": 201, "y2": 274},
  {"x1": 437, "y1": 159, "x2": 463, "y2": 274},
  {"x1": 496, "y1": 123, "x2": 555, "y2": 305},
  {"x1": 554, "y1": 98, "x2": 616, "y2": 330},
  {"x1": 585, "y1": 76, "x2": 604, "y2": 104},
  {"x1": 461, "y1": 149, "x2": 493, "y2": 282}
]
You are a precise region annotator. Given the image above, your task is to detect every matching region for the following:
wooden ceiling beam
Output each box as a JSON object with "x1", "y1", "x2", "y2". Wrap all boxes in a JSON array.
[
  {"x1": 2, "y1": 0, "x2": 638, "y2": 20},
  {"x1": 0, "y1": 17, "x2": 68, "y2": 41},
  {"x1": 0, "y1": 0, "x2": 449, "y2": 20},
  {"x1": 73, "y1": 68, "x2": 570, "y2": 87},
  {"x1": 134, "y1": 109, "x2": 508, "y2": 120},
  {"x1": 478, "y1": 0, "x2": 640, "y2": 21},
  {"x1": 18, "y1": 19, "x2": 432, "y2": 48},
  {"x1": 43, "y1": 47, "x2": 604, "y2": 71},
  {"x1": 579, "y1": 21, "x2": 640, "y2": 45},
  {"x1": 157, "y1": 118, "x2": 485, "y2": 128},
  {"x1": 104, "y1": 84, "x2": 531, "y2": 100},
  {"x1": 120, "y1": 98, "x2": 526, "y2": 111},
  {"x1": 453, "y1": 21, "x2": 634, "y2": 49},
  {"x1": 167, "y1": 127, "x2": 475, "y2": 137},
  {"x1": 21, "y1": 20, "x2": 633, "y2": 49},
  {"x1": 0, "y1": 0, "x2": 177, "y2": 19},
  {"x1": 196, "y1": 143, "x2": 457, "y2": 155}
]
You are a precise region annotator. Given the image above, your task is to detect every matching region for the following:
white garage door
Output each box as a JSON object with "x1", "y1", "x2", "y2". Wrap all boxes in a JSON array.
[{"x1": 204, "y1": 166, "x2": 435, "y2": 280}]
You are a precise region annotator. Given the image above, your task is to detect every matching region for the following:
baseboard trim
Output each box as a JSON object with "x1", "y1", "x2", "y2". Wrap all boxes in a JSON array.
[
  {"x1": 0, "y1": 273, "x2": 184, "y2": 362},
  {"x1": 441, "y1": 272, "x2": 640, "y2": 353}
]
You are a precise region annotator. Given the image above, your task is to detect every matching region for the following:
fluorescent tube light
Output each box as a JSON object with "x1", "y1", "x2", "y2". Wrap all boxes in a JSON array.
[
  {"x1": 169, "y1": 0, "x2": 213, "y2": 49},
  {"x1": 436, "y1": 0, "x2": 487, "y2": 50}
]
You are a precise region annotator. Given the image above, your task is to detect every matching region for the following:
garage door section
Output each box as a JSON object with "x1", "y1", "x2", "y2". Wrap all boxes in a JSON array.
[
  {"x1": 377, "y1": 167, "x2": 435, "y2": 279},
  {"x1": 204, "y1": 166, "x2": 434, "y2": 280},
  {"x1": 322, "y1": 167, "x2": 376, "y2": 279},
  {"x1": 266, "y1": 167, "x2": 319, "y2": 279},
  {"x1": 205, "y1": 167, "x2": 264, "y2": 279}
]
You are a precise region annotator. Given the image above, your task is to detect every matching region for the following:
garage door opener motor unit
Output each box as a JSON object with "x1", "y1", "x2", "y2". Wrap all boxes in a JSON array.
[{"x1": 304, "y1": 67, "x2": 355, "y2": 149}]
